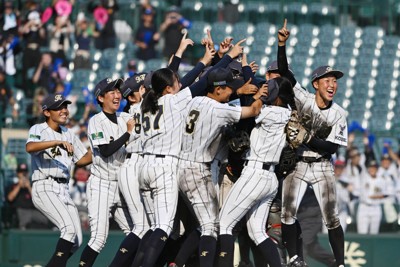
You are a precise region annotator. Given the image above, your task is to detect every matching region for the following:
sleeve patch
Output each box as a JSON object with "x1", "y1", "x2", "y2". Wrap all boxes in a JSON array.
[
  {"x1": 29, "y1": 134, "x2": 40, "y2": 140},
  {"x1": 91, "y1": 132, "x2": 104, "y2": 140}
]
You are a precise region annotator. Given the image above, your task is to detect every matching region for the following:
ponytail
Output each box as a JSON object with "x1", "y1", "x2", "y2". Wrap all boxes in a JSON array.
[
  {"x1": 141, "y1": 68, "x2": 177, "y2": 114},
  {"x1": 141, "y1": 89, "x2": 159, "y2": 114}
]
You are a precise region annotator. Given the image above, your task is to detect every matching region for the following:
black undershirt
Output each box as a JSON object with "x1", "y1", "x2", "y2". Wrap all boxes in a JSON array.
[{"x1": 98, "y1": 111, "x2": 130, "y2": 157}]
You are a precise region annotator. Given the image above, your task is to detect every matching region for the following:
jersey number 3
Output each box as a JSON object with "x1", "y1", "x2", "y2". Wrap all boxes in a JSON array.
[
  {"x1": 185, "y1": 110, "x2": 200, "y2": 134},
  {"x1": 142, "y1": 105, "x2": 164, "y2": 133}
]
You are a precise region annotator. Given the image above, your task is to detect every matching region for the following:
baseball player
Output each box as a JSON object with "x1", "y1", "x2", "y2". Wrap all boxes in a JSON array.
[
  {"x1": 354, "y1": 160, "x2": 388, "y2": 234},
  {"x1": 176, "y1": 67, "x2": 264, "y2": 267},
  {"x1": 78, "y1": 77, "x2": 135, "y2": 267},
  {"x1": 26, "y1": 93, "x2": 92, "y2": 267},
  {"x1": 108, "y1": 73, "x2": 150, "y2": 267},
  {"x1": 133, "y1": 67, "x2": 190, "y2": 267},
  {"x1": 218, "y1": 77, "x2": 294, "y2": 267},
  {"x1": 277, "y1": 20, "x2": 347, "y2": 267},
  {"x1": 135, "y1": 37, "x2": 248, "y2": 267}
]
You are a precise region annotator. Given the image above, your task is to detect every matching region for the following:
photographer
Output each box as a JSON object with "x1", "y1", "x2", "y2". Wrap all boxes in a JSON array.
[
  {"x1": 6, "y1": 163, "x2": 49, "y2": 230},
  {"x1": 159, "y1": 6, "x2": 191, "y2": 59}
]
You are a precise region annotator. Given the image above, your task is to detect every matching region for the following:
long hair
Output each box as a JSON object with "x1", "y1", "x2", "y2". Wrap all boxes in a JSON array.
[
  {"x1": 276, "y1": 76, "x2": 296, "y2": 110},
  {"x1": 141, "y1": 68, "x2": 177, "y2": 114}
]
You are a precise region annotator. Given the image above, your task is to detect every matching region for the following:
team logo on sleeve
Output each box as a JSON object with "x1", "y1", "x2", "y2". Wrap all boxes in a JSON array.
[
  {"x1": 339, "y1": 124, "x2": 346, "y2": 136},
  {"x1": 91, "y1": 132, "x2": 104, "y2": 140},
  {"x1": 29, "y1": 134, "x2": 41, "y2": 140}
]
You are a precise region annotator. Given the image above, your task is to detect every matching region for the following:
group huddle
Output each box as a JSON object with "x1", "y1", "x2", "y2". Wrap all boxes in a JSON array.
[{"x1": 26, "y1": 20, "x2": 347, "y2": 267}]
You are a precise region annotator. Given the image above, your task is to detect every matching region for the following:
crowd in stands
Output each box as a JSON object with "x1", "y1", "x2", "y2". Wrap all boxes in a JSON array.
[{"x1": 1, "y1": 0, "x2": 400, "y2": 237}]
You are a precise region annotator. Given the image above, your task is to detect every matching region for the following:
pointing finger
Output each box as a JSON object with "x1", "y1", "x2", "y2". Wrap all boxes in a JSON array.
[
  {"x1": 182, "y1": 31, "x2": 187, "y2": 40},
  {"x1": 283, "y1": 18, "x2": 287, "y2": 29},
  {"x1": 207, "y1": 28, "x2": 212, "y2": 40},
  {"x1": 236, "y1": 38, "x2": 247, "y2": 46}
]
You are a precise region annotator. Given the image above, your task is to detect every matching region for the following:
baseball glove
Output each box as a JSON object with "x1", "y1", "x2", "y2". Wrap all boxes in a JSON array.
[
  {"x1": 286, "y1": 110, "x2": 311, "y2": 149},
  {"x1": 228, "y1": 130, "x2": 250, "y2": 153},
  {"x1": 275, "y1": 146, "x2": 297, "y2": 179},
  {"x1": 315, "y1": 122, "x2": 332, "y2": 139}
]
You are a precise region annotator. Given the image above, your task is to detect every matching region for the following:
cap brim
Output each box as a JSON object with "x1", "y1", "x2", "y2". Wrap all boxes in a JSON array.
[
  {"x1": 314, "y1": 70, "x2": 344, "y2": 82},
  {"x1": 103, "y1": 78, "x2": 124, "y2": 95},
  {"x1": 47, "y1": 99, "x2": 72, "y2": 110}
]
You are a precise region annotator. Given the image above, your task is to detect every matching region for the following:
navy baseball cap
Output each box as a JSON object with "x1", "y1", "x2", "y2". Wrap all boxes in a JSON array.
[
  {"x1": 42, "y1": 93, "x2": 71, "y2": 111},
  {"x1": 367, "y1": 160, "x2": 379, "y2": 168},
  {"x1": 208, "y1": 68, "x2": 244, "y2": 91},
  {"x1": 261, "y1": 79, "x2": 279, "y2": 105},
  {"x1": 267, "y1": 60, "x2": 279, "y2": 72},
  {"x1": 311, "y1": 65, "x2": 344, "y2": 83},
  {"x1": 94, "y1": 78, "x2": 123, "y2": 98},
  {"x1": 266, "y1": 60, "x2": 294, "y2": 74},
  {"x1": 143, "y1": 71, "x2": 154, "y2": 90},
  {"x1": 228, "y1": 59, "x2": 242, "y2": 78},
  {"x1": 120, "y1": 73, "x2": 147, "y2": 98}
]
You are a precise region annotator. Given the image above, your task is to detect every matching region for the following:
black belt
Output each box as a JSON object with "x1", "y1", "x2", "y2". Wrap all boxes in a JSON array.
[
  {"x1": 49, "y1": 177, "x2": 68, "y2": 184},
  {"x1": 143, "y1": 154, "x2": 165, "y2": 158},
  {"x1": 297, "y1": 155, "x2": 331, "y2": 163},
  {"x1": 127, "y1": 153, "x2": 132, "y2": 159},
  {"x1": 244, "y1": 160, "x2": 273, "y2": 171}
]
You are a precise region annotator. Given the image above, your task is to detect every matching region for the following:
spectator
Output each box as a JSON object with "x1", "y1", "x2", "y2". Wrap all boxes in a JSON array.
[
  {"x1": 48, "y1": 14, "x2": 74, "y2": 62},
  {"x1": 123, "y1": 59, "x2": 137, "y2": 79},
  {"x1": 354, "y1": 160, "x2": 388, "y2": 234},
  {"x1": 333, "y1": 159, "x2": 352, "y2": 232},
  {"x1": 70, "y1": 166, "x2": 90, "y2": 207},
  {"x1": 0, "y1": 69, "x2": 17, "y2": 120},
  {"x1": 26, "y1": 87, "x2": 47, "y2": 127},
  {"x1": 134, "y1": 7, "x2": 159, "y2": 60},
  {"x1": 159, "y1": 6, "x2": 191, "y2": 59},
  {"x1": 378, "y1": 153, "x2": 398, "y2": 224},
  {"x1": 0, "y1": 32, "x2": 21, "y2": 89},
  {"x1": 89, "y1": 0, "x2": 119, "y2": 50},
  {"x1": 74, "y1": 13, "x2": 98, "y2": 69},
  {"x1": 2, "y1": 1, "x2": 19, "y2": 36},
  {"x1": 19, "y1": 1, "x2": 46, "y2": 95},
  {"x1": 6, "y1": 163, "x2": 50, "y2": 230},
  {"x1": 32, "y1": 52, "x2": 58, "y2": 94}
]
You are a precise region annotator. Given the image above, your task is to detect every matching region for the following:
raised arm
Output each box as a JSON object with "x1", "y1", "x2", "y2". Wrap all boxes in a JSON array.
[
  {"x1": 277, "y1": 19, "x2": 297, "y2": 86},
  {"x1": 168, "y1": 32, "x2": 194, "y2": 72},
  {"x1": 180, "y1": 44, "x2": 215, "y2": 88}
]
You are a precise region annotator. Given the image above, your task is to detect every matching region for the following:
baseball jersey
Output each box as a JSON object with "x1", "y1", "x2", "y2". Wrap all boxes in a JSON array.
[
  {"x1": 354, "y1": 174, "x2": 387, "y2": 206},
  {"x1": 246, "y1": 105, "x2": 291, "y2": 163},
  {"x1": 293, "y1": 82, "x2": 348, "y2": 158},
  {"x1": 141, "y1": 87, "x2": 192, "y2": 156},
  {"x1": 125, "y1": 102, "x2": 142, "y2": 154},
  {"x1": 27, "y1": 122, "x2": 88, "y2": 182},
  {"x1": 180, "y1": 96, "x2": 242, "y2": 163},
  {"x1": 88, "y1": 111, "x2": 131, "y2": 180}
]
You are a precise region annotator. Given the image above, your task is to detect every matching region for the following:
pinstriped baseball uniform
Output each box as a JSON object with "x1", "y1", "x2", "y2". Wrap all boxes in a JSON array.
[
  {"x1": 281, "y1": 81, "x2": 348, "y2": 229},
  {"x1": 86, "y1": 111, "x2": 133, "y2": 252},
  {"x1": 139, "y1": 87, "x2": 192, "y2": 235},
  {"x1": 118, "y1": 102, "x2": 148, "y2": 238},
  {"x1": 219, "y1": 105, "x2": 291, "y2": 245},
  {"x1": 28, "y1": 122, "x2": 87, "y2": 252},
  {"x1": 179, "y1": 96, "x2": 242, "y2": 239}
]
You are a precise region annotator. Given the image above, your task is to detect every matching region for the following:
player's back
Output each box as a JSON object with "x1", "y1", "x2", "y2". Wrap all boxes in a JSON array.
[
  {"x1": 180, "y1": 96, "x2": 241, "y2": 163},
  {"x1": 141, "y1": 87, "x2": 192, "y2": 156},
  {"x1": 246, "y1": 105, "x2": 291, "y2": 164}
]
